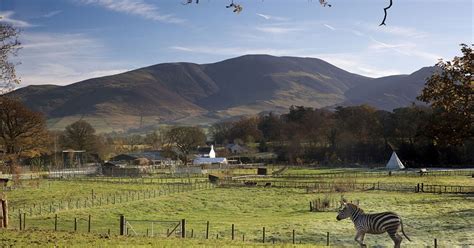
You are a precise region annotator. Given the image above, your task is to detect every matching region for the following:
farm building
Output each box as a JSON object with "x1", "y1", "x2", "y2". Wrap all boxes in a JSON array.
[
  {"x1": 193, "y1": 145, "x2": 228, "y2": 165},
  {"x1": 101, "y1": 162, "x2": 141, "y2": 177},
  {"x1": 109, "y1": 151, "x2": 179, "y2": 167},
  {"x1": 62, "y1": 149, "x2": 86, "y2": 168},
  {"x1": 225, "y1": 143, "x2": 248, "y2": 154}
]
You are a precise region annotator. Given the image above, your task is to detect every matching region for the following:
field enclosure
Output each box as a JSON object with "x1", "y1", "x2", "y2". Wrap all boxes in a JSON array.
[{"x1": 1, "y1": 167, "x2": 473, "y2": 247}]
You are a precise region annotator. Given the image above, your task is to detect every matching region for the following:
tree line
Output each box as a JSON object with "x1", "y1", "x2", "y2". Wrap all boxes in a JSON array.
[{"x1": 210, "y1": 104, "x2": 473, "y2": 167}]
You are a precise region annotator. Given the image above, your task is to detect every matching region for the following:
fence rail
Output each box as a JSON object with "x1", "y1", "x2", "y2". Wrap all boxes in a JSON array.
[
  {"x1": 274, "y1": 170, "x2": 474, "y2": 179},
  {"x1": 10, "y1": 215, "x2": 449, "y2": 247},
  {"x1": 219, "y1": 180, "x2": 474, "y2": 194},
  {"x1": 9, "y1": 181, "x2": 214, "y2": 218},
  {"x1": 49, "y1": 176, "x2": 209, "y2": 185}
]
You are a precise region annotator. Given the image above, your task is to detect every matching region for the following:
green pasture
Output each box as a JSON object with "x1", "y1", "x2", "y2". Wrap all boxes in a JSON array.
[
  {"x1": 4, "y1": 186, "x2": 474, "y2": 247},
  {"x1": 1, "y1": 168, "x2": 473, "y2": 247}
]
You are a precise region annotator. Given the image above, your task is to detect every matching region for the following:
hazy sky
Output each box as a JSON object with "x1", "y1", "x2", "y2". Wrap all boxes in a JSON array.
[{"x1": 0, "y1": 0, "x2": 472, "y2": 86}]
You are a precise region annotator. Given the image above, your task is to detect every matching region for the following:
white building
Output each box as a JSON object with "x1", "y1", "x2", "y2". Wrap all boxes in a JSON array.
[{"x1": 193, "y1": 145, "x2": 228, "y2": 165}]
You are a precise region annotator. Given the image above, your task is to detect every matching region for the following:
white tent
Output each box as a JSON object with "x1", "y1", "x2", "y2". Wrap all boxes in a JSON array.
[{"x1": 386, "y1": 152, "x2": 405, "y2": 170}]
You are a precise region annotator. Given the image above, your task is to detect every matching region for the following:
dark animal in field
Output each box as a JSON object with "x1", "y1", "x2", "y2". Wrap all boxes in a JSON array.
[
  {"x1": 336, "y1": 201, "x2": 411, "y2": 248},
  {"x1": 244, "y1": 181, "x2": 257, "y2": 186},
  {"x1": 264, "y1": 182, "x2": 272, "y2": 187},
  {"x1": 0, "y1": 178, "x2": 9, "y2": 187}
]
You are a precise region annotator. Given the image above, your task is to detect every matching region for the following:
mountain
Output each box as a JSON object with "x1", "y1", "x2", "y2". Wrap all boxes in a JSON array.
[
  {"x1": 8, "y1": 55, "x2": 433, "y2": 132},
  {"x1": 341, "y1": 67, "x2": 435, "y2": 109}
]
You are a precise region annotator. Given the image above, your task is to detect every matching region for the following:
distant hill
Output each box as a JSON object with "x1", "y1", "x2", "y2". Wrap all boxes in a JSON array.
[{"x1": 8, "y1": 55, "x2": 434, "y2": 132}]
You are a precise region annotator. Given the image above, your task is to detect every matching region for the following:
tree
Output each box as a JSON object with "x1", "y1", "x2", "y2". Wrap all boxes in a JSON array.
[
  {"x1": 0, "y1": 97, "x2": 49, "y2": 159},
  {"x1": 165, "y1": 126, "x2": 206, "y2": 165},
  {"x1": 144, "y1": 126, "x2": 170, "y2": 150},
  {"x1": 60, "y1": 120, "x2": 98, "y2": 152},
  {"x1": 209, "y1": 121, "x2": 233, "y2": 144},
  {"x1": 417, "y1": 44, "x2": 474, "y2": 146},
  {"x1": 0, "y1": 20, "x2": 21, "y2": 93}
]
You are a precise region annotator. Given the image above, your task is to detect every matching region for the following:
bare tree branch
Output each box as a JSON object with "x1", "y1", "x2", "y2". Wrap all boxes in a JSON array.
[{"x1": 380, "y1": 0, "x2": 393, "y2": 26}]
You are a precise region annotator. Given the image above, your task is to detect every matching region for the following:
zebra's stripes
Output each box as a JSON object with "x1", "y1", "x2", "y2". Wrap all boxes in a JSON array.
[{"x1": 336, "y1": 202, "x2": 411, "y2": 248}]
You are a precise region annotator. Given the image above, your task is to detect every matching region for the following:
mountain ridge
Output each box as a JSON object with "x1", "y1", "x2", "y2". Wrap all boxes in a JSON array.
[{"x1": 8, "y1": 54, "x2": 434, "y2": 132}]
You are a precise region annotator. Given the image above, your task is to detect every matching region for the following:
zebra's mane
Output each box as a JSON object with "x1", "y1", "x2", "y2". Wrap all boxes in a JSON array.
[{"x1": 347, "y1": 203, "x2": 364, "y2": 213}]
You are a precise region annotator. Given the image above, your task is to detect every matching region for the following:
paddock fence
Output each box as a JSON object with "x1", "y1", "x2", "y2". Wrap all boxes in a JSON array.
[
  {"x1": 273, "y1": 169, "x2": 474, "y2": 179},
  {"x1": 9, "y1": 181, "x2": 214, "y2": 218},
  {"x1": 9, "y1": 215, "x2": 455, "y2": 248},
  {"x1": 218, "y1": 180, "x2": 474, "y2": 194}
]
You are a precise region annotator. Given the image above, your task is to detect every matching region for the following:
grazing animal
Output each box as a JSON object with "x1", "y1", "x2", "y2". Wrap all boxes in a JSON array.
[
  {"x1": 336, "y1": 201, "x2": 411, "y2": 248},
  {"x1": 244, "y1": 181, "x2": 257, "y2": 186}
]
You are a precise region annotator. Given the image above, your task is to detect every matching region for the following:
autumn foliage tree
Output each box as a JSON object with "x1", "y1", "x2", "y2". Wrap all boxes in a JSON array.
[
  {"x1": 417, "y1": 44, "x2": 474, "y2": 146},
  {"x1": 0, "y1": 97, "x2": 49, "y2": 160},
  {"x1": 165, "y1": 126, "x2": 206, "y2": 165}
]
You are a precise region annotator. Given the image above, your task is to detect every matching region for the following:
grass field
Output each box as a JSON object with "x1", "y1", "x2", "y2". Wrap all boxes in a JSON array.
[{"x1": 1, "y1": 168, "x2": 473, "y2": 247}]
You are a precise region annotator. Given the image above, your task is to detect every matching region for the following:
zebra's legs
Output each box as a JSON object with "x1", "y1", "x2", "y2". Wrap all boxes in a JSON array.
[
  {"x1": 354, "y1": 231, "x2": 367, "y2": 247},
  {"x1": 388, "y1": 229, "x2": 402, "y2": 248}
]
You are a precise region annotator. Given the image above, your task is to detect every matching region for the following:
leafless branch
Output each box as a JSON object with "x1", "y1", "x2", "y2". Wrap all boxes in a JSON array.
[{"x1": 380, "y1": 0, "x2": 393, "y2": 26}]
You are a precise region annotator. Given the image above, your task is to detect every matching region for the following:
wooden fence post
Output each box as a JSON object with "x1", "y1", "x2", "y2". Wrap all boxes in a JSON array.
[
  {"x1": 326, "y1": 232, "x2": 330, "y2": 246},
  {"x1": 262, "y1": 227, "x2": 265, "y2": 243},
  {"x1": 18, "y1": 211, "x2": 22, "y2": 231},
  {"x1": 206, "y1": 221, "x2": 209, "y2": 239},
  {"x1": 231, "y1": 224, "x2": 235, "y2": 240},
  {"x1": 293, "y1": 229, "x2": 295, "y2": 244},
  {"x1": 1, "y1": 200, "x2": 8, "y2": 228},
  {"x1": 88, "y1": 215, "x2": 91, "y2": 233},
  {"x1": 74, "y1": 217, "x2": 77, "y2": 232},
  {"x1": 23, "y1": 213, "x2": 26, "y2": 230},
  {"x1": 181, "y1": 219, "x2": 186, "y2": 238},
  {"x1": 119, "y1": 215, "x2": 125, "y2": 235},
  {"x1": 434, "y1": 238, "x2": 438, "y2": 248},
  {"x1": 54, "y1": 214, "x2": 58, "y2": 231}
]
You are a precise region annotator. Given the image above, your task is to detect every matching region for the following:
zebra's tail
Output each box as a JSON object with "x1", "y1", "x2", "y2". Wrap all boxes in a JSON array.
[{"x1": 400, "y1": 219, "x2": 411, "y2": 242}]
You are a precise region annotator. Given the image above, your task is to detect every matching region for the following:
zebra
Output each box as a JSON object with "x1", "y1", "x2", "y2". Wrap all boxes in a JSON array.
[{"x1": 336, "y1": 201, "x2": 411, "y2": 248}]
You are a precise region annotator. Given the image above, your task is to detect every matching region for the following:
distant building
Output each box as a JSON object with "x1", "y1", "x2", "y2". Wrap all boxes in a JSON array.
[
  {"x1": 226, "y1": 143, "x2": 247, "y2": 154},
  {"x1": 109, "y1": 151, "x2": 179, "y2": 167},
  {"x1": 62, "y1": 149, "x2": 86, "y2": 168},
  {"x1": 193, "y1": 145, "x2": 228, "y2": 165},
  {"x1": 102, "y1": 162, "x2": 140, "y2": 177}
]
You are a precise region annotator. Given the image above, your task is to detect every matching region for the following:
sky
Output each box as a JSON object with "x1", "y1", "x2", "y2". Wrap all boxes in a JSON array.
[{"x1": 0, "y1": 0, "x2": 472, "y2": 87}]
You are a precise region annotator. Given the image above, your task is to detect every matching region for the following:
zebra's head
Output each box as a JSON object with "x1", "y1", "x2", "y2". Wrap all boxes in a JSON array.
[{"x1": 336, "y1": 201, "x2": 356, "y2": 221}]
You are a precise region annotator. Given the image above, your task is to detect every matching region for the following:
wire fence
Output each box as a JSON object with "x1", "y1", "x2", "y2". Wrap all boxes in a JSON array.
[
  {"x1": 10, "y1": 215, "x2": 453, "y2": 247},
  {"x1": 9, "y1": 181, "x2": 214, "y2": 218},
  {"x1": 219, "y1": 180, "x2": 474, "y2": 194}
]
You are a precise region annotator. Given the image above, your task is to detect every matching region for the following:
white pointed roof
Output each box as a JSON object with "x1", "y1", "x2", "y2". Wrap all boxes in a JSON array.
[
  {"x1": 209, "y1": 145, "x2": 216, "y2": 158},
  {"x1": 386, "y1": 152, "x2": 405, "y2": 170}
]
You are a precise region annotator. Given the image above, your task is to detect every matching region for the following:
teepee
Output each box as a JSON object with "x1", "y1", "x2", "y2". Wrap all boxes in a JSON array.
[{"x1": 386, "y1": 152, "x2": 405, "y2": 170}]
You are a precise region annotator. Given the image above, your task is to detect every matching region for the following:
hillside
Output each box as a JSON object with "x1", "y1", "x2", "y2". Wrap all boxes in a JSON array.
[{"x1": 9, "y1": 55, "x2": 433, "y2": 132}]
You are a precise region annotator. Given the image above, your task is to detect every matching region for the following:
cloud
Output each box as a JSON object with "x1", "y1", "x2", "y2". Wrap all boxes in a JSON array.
[
  {"x1": 310, "y1": 53, "x2": 402, "y2": 78},
  {"x1": 323, "y1": 24, "x2": 335, "y2": 31},
  {"x1": 360, "y1": 22, "x2": 428, "y2": 39},
  {"x1": 369, "y1": 37, "x2": 441, "y2": 61},
  {"x1": 77, "y1": 0, "x2": 184, "y2": 23},
  {"x1": 16, "y1": 32, "x2": 131, "y2": 86},
  {"x1": 42, "y1": 10, "x2": 62, "y2": 18},
  {"x1": 0, "y1": 11, "x2": 33, "y2": 27},
  {"x1": 256, "y1": 13, "x2": 289, "y2": 21},
  {"x1": 255, "y1": 26, "x2": 303, "y2": 34}
]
